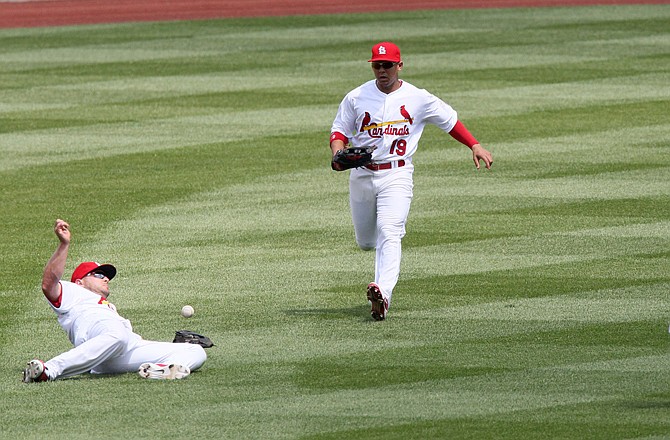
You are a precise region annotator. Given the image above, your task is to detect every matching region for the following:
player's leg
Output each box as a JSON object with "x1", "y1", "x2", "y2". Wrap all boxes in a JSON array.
[
  {"x1": 349, "y1": 169, "x2": 377, "y2": 250},
  {"x1": 93, "y1": 339, "x2": 207, "y2": 375},
  {"x1": 42, "y1": 319, "x2": 135, "y2": 380},
  {"x1": 374, "y1": 167, "x2": 414, "y2": 306}
]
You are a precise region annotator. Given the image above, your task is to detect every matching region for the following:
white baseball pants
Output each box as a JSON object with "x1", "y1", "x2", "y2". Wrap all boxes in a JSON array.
[
  {"x1": 349, "y1": 164, "x2": 414, "y2": 306},
  {"x1": 44, "y1": 318, "x2": 207, "y2": 379}
]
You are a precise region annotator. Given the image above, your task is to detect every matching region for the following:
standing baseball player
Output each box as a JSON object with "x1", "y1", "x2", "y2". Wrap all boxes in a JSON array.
[
  {"x1": 22, "y1": 219, "x2": 207, "y2": 382},
  {"x1": 330, "y1": 42, "x2": 493, "y2": 321}
]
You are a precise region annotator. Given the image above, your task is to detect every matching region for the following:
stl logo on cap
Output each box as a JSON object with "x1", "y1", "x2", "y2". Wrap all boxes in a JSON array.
[{"x1": 368, "y1": 42, "x2": 401, "y2": 63}]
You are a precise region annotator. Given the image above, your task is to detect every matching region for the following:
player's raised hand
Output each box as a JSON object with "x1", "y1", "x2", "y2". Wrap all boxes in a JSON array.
[
  {"x1": 471, "y1": 144, "x2": 493, "y2": 170},
  {"x1": 54, "y1": 219, "x2": 71, "y2": 244}
]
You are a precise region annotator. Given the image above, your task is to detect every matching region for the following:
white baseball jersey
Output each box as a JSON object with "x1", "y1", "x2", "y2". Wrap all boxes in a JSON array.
[
  {"x1": 331, "y1": 79, "x2": 458, "y2": 163},
  {"x1": 49, "y1": 280, "x2": 132, "y2": 345}
]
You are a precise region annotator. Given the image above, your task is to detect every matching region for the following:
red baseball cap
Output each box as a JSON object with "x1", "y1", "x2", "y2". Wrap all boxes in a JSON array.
[
  {"x1": 368, "y1": 42, "x2": 401, "y2": 63},
  {"x1": 71, "y1": 262, "x2": 116, "y2": 282}
]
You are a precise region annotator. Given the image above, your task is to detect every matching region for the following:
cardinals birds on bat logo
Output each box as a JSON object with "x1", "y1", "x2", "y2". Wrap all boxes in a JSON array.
[{"x1": 360, "y1": 106, "x2": 414, "y2": 135}]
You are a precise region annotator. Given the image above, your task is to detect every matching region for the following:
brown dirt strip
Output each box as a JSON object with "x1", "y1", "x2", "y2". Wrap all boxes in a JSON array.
[{"x1": 0, "y1": 0, "x2": 667, "y2": 29}]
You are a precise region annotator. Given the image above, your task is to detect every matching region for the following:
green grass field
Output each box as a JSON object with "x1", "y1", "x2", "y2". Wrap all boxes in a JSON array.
[{"x1": 1, "y1": 5, "x2": 669, "y2": 439}]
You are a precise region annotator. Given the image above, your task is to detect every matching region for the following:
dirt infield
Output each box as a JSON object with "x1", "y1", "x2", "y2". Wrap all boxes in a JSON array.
[{"x1": 0, "y1": 0, "x2": 667, "y2": 29}]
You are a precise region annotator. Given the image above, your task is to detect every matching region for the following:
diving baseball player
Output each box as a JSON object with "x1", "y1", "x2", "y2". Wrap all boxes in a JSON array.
[
  {"x1": 330, "y1": 42, "x2": 493, "y2": 321},
  {"x1": 22, "y1": 219, "x2": 207, "y2": 382}
]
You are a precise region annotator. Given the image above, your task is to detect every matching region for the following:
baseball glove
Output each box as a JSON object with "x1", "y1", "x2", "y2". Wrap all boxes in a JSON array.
[
  {"x1": 173, "y1": 330, "x2": 215, "y2": 348},
  {"x1": 331, "y1": 146, "x2": 375, "y2": 171}
]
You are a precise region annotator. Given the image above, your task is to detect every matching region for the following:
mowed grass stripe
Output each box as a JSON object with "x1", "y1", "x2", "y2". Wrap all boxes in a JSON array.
[
  {"x1": 5, "y1": 34, "x2": 666, "y2": 77},
  {"x1": 0, "y1": 107, "x2": 334, "y2": 171},
  {"x1": 2, "y1": 90, "x2": 668, "y2": 172},
  {"x1": 4, "y1": 69, "x2": 667, "y2": 118},
  {"x1": 405, "y1": 283, "x2": 669, "y2": 323}
]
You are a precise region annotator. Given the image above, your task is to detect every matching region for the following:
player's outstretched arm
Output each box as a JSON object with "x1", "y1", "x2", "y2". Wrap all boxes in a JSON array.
[
  {"x1": 448, "y1": 121, "x2": 493, "y2": 170},
  {"x1": 471, "y1": 144, "x2": 493, "y2": 170},
  {"x1": 41, "y1": 219, "x2": 71, "y2": 303}
]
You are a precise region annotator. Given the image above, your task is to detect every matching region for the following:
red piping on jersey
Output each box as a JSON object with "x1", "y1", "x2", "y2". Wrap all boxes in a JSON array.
[
  {"x1": 330, "y1": 131, "x2": 348, "y2": 145},
  {"x1": 449, "y1": 120, "x2": 478, "y2": 148}
]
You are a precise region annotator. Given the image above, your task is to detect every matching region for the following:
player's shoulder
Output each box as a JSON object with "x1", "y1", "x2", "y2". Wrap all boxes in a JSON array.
[
  {"x1": 342, "y1": 80, "x2": 384, "y2": 105},
  {"x1": 400, "y1": 81, "x2": 444, "y2": 104},
  {"x1": 60, "y1": 280, "x2": 93, "y2": 296},
  {"x1": 348, "y1": 80, "x2": 378, "y2": 96},
  {"x1": 398, "y1": 80, "x2": 431, "y2": 95},
  {"x1": 60, "y1": 280, "x2": 76, "y2": 290}
]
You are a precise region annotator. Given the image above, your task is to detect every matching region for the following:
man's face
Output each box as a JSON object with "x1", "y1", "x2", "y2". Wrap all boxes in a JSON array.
[
  {"x1": 371, "y1": 61, "x2": 403, "y2": 93},
  {"x1": 77, "y1": 272, "x2": 110, "y2": 298}
]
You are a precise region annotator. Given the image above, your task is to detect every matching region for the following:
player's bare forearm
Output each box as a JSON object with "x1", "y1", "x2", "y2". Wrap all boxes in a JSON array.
[
  {"x1": 42, "y1": 242, "x2": 68, "y2": 301},
  {"x1": 330, "y1": 139, "x2": 347, "y2": 171},
  {"x1": 471, "y1": 143, "x2": 493, "y2": 170},
  {"x1": 41, "y1": 219, "x2": 71, "y2": 301},
  {"x1": 330, "y1": 139, "x2": 346, "y2": 156}
]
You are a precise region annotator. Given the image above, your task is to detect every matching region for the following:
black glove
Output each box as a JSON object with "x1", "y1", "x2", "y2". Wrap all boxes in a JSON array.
[
  {"x1": 173, "y1": 330, "x2": 215, "y2": 348},
  {"x1": 331, "y1": 146, "x2": 375, "y2": 171}
]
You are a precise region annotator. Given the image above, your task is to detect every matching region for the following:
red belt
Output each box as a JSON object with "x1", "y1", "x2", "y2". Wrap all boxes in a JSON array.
[{"x1": 365, "y1": 160, "x2": 405, "y2": 171}]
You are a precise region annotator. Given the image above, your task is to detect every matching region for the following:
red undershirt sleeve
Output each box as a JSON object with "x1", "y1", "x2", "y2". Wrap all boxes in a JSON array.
[
  {"x1": 49, "y1": 282, "x2": 63, "y2": 308},
  {"x1": 449, "y1": 120, "x2": 479, "y2": 149},
  {"x1": 330, "y1": 132, "x2": 348, "y2": 145}
]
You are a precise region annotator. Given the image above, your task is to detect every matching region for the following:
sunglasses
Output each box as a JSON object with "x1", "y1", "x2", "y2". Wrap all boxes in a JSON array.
[
  {"x1": 371, "y1": 61, "x2": 398, "y2": 70},
  {"x1": 87, "y1": 272, "x2": 107, "y2": 280}
]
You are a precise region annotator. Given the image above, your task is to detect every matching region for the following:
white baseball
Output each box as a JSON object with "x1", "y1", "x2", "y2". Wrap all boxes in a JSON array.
[{"x1": 181, "y1": 305, "x2": 194, "y2": 318}]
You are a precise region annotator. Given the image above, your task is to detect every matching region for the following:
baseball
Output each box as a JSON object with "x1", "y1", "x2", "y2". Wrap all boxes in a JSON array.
[{"x1": 181, "y1": 305, "x2": 194, "y2": 318}]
